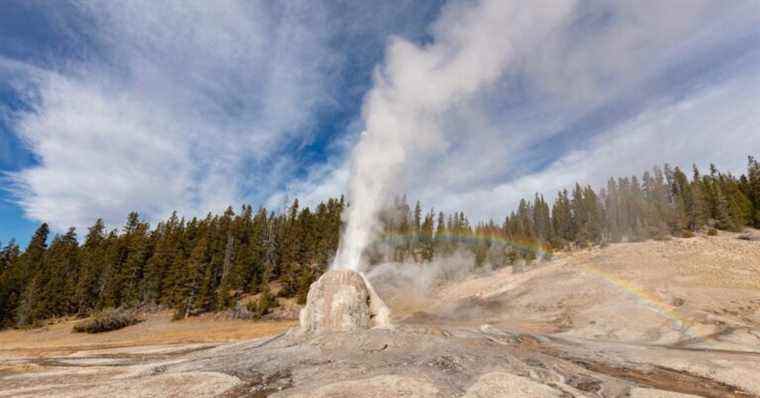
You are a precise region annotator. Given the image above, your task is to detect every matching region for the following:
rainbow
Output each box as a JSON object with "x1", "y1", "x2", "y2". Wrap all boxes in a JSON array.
[
  {"x1": 369, "y1": 230, "x2": 697, "y2": 339},
  {"x1": 578, "y1": 262, "x2": 697, "y2": 339},
  {"x1": 369, "y1": 231, "x2": 548, "y2": 253}
]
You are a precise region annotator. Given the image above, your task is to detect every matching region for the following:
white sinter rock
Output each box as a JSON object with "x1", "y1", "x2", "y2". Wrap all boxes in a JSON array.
[{"x1": 299, "y1": 269, "x2": 392, "y2": 334}]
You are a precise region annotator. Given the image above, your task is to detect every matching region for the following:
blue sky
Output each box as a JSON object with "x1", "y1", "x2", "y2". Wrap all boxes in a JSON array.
[{"x1": 1, "y1": 0, "x2": 759, "y2": 247}]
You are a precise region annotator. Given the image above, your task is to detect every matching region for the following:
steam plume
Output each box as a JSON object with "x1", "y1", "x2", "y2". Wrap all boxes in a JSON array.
[{"x1": 332, "y1": 0, "x2": 576, "y2": 270}]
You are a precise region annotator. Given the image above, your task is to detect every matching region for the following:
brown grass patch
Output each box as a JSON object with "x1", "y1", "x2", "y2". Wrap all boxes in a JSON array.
[{"x1": 0, "y1": 311, "x2": 295, "y2": 358}]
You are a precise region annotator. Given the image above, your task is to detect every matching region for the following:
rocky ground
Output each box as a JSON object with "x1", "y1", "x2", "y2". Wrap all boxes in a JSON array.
[{"x1": 1, "y1": 230, "x2": 759, "y2": 397}]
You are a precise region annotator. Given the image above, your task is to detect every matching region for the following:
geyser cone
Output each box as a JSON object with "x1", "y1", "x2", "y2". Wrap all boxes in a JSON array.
[{"x1": 299, "y1": 269, "x2": 392, "y2": 335}]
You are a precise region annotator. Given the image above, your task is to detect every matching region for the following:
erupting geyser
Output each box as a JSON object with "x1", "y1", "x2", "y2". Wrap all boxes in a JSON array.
[
  {"x1": 299, "y1": 269, "x2": 392, "y2": 334},
  {"x1": 331, "y1": 2, "x2": 574, "y2": 273}
]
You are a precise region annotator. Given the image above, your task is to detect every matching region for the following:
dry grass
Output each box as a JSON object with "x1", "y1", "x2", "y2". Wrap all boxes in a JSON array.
[{"x1": 0, "y1": 311, "x2": 295, "y2": 358}]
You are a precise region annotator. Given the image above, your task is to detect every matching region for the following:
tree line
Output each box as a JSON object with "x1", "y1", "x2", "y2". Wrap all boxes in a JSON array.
[
  {"x1": 371, "y1": 158, "x2": 759, "y2": 268},
  {"x1": 0, "y1": 199, "x2": 344, "y2": 327},
  {"x1": 1, "y1": 158, "x2": 759, "y2": 327}
]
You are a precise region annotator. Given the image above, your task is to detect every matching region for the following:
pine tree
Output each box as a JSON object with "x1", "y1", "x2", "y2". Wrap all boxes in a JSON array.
[
  {"x1": 413, "y1": 200, "x2": 422, "y2": 236},
  {"x1": 279, "y1": 200, "x2": 304, "y2": 297},
  {"x1": 21, "y1": 224, "x2": 50, "y2": 283},
  {"x1": 120, "y1": 213, "x2": 151, "y2": 307},
  {"x1": 649, "y1": 167, "x2": 672, "y2": 239},
  {"x1": 584, "y1": 185, "x2": 604, "y2": 243},
  {"x1": 419, "y1": 211, "x2": 435, "y2": 262},
  {"x1": 143, "y1": 214, "x2": 179, "y2": 304},
  {"x1": 33, "y1": 228, "x2": 79, "y2": 320},
  {"x1": 215, "y1": 230, "x2": 238, "y2": 310},
  {"x1": 176, "y1": 234, "x2": 209, "y2": 318},
  {"x1": 240, "y1": 208, "x2": 268, "y2": 293},
  {"x1": 552, "y1": 190, "x2": 573, "y2": 247},
  {"x1": 0, "y1": 240, "x2": 21, "y2": 327},
  {"x1": 713, "y1": 186, "x2": 736, "y2": 231},
  {"x1": 165, "y1": 246, "x2": 188, "y2": 307},
  {"x1": 434, "y1": 211, "x2": 448, "y2": 256},
  {"x1": 672, "y1": 167, "x2": 702, "y2": 232},
  {"x1": 571, "y1": 184, "x2": 589, "y2": 245},
  {"x1": 14, "y1": 224, "x2": 50, "y2": 325},
  {"x1": 746, "y1": 156, "x2": 760, "y2": 227},
  {"x1": 690, "y1": 165, "x2": 708, "y2": 229},
  {"x1": 395, "y1": 199, "x2": 411, "y2": 262},
  {"x1": 604, "y1": 178, "x2": 622, "y2": 242},
  {"x1": 515, "y1": 199, "x2": 534, "y2": 242},
  {"x1": 98, "y1": 229, "x2": 129, "y2": 309},
  {"x1": 628, "y1": 176, "x2": 647, "y2": 240},
  {"x1": 75, "y1": 219, "x2": 106, "y2": 312},
  {"x1": 0, "y1": 242, "x2": 8, "y2": 275},
  {"x1": 533, "y1": 194, "x2": 552, "y2": 243}
]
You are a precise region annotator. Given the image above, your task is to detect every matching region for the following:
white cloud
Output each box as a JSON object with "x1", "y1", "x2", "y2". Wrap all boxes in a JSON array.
[
  {"x1": 10, "y1": 74, "x2": 194, "y2": 228},
  {"x1": 438, "y1": 70, "x2": 760, "y2": 221},
  {"x1": 5, "y1": 0, "x2": 759, "y2": 243},
  {"x1": 399, "y1": 0, "x2": 760, "y2": 222},
  {"x1": 315, "y1": 0, "x2": 760, "y2": 269},
  {"x1": 7, "y1": 1, "x2": 338, "y2": 231}
]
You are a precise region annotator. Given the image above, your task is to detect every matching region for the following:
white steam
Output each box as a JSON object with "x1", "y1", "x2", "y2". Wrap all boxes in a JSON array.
[
  {"x1": 365, "y1": 250, "x2": 481, "y2": 315},
  {"x1": 332, "y1": 0, "x2": 576, "y2": 270}
]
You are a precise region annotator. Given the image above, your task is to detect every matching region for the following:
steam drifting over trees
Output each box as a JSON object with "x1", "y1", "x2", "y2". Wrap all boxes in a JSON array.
[{"x1": 0, "y1": 159, "x2": 758, "y2": 328}]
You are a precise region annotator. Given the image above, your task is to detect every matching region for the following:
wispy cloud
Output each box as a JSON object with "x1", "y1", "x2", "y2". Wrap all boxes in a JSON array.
[
  {"x1": 288, "y1": 0, "x2": 760, "y2": 247},
  {"x1": 5, "y1": 1, "x2": 338, "y2": 230},
  {"x1": 3, "y1": 0, "x2": 759, "y2": 238},
  {"x1": 408, "y1": 0, "x2": 760, "y2": 221},
  {"x1": 439, "y1": 68, "x2": 760, "y2": 221}
]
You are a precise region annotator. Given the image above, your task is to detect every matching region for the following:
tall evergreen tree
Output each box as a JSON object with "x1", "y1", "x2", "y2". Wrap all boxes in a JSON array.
[
  {"x1": 672, "y1": 167, "x2": 703, "y2": 232},
  {"x1": 98, "y1": 229, "x2": 129, "y2": 309},
  {"x1": 419, "y1": 211, "x2": 435, "y2": 262},
  {"x1": 120, "y1": 213, "x2": 151, "y2": 307},
  {"x1": 143, "y1": 214, "x2": 180, "y2": 304},
  {"x1": 75, "y1": 219, "x2": 106, "y2": 312},
  {"x1": 14, "y1": 224, "x2": 50, "y2": 325},
  {"x1": 177, "y1": 234, "x2": 209, "y2": 318},
  {"x1": 33, "y1": 228, "x2": 79, "y2": 320},
  {"x1": 0, "y1": 240, "x2": 21, "y2": 327},
  {"x1": 604, "y1": 178, "x2": 621, "y2": 242},
  {"x1": 413, "y1": 200, "x2": 423, "y2": 236},
  {"x1": 746, "y1": 156, "x2": 760, "y2": 227},
  {"x1": 435, "y1": 211, "x2": 449, "y2": 256},
  {"x1": 552, "y1": 190, "x2": 573, "y2": 246}
]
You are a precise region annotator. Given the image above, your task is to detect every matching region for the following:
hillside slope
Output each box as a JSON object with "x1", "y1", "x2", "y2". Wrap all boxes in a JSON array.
[
  {"x1": 1, "y1": 231, "x2": 758, "y2": 397},
  {"x1": 425, "y1": 230, "x2": 760, "y2": 350}
]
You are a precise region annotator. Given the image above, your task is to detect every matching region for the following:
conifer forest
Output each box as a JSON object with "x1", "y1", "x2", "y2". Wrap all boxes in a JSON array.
[{"x1": 1, "y1": 158, "x2": 759, "y2": 328}]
